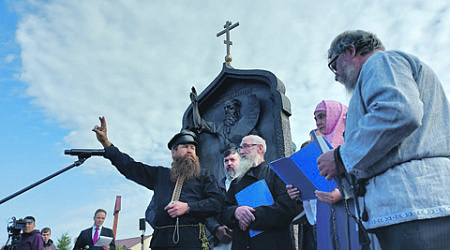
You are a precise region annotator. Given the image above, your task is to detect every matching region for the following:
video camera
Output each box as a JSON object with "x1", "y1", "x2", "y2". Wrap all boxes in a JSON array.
[
  {"x1": 4, "y1": 217, "x2": 30, "y2": 250},
  {"x1": 7, "y1": 217, "x2": 27, "y2": 234}
]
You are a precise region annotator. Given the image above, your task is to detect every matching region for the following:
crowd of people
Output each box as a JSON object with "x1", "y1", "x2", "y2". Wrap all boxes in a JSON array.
[{"x1": 9, "y1": 30, "x2": 450, "y2": 250}]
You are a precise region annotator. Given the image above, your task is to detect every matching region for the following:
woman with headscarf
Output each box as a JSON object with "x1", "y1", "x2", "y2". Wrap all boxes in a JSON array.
[
  {"x1": 312, "y1": 100, "x2": 360, "y2": 250},
  {"x1": 288, "y1": 100, "x2": 366, "y2": 249},
  {"x1": 313, "y1": 100, "x2": 347, "y2": 204},
  {"x1": 315, "y1": 100, "x2": 381, "y2": 250}
]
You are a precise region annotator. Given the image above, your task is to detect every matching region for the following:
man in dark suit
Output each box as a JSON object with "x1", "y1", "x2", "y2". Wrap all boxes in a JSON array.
[{"x1": 73, "y1": 209, "x2": 115, "y2": 250}]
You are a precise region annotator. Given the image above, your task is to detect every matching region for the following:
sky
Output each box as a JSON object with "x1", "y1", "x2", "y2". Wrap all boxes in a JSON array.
[{"x1": 1, "y1": 0, "x2": 449, "y2": 247}]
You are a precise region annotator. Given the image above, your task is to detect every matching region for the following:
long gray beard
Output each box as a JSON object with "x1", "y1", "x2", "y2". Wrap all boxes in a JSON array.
[
  {"x1": 235, "y1": 154, "x2": 261, "y2": 180},
  {"x1": 338, "y1": 74, "x2": 357, "y2": 94},
  {"x1": 338, "y1": 61, "x2": 359, "y2": 94}
]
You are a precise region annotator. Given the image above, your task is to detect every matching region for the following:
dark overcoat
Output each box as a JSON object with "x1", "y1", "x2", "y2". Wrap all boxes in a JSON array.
[
  {"x1": 104, "y1": 145, "x2": 223, "y2": 249},
  {"x1": 221, "y1": 161, "x2": 299, "y2": 250}
]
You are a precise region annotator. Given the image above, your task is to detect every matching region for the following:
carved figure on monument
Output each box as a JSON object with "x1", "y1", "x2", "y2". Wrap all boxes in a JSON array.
[{"x1": 190, "y1": 86, "x2": 260, "y2": 151}]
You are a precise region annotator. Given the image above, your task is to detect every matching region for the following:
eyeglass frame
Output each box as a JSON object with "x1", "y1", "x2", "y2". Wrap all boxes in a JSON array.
[
  {"x1": 328, "y1": 54, "x2": 340, "y2": 75},
  {"x1": 237, "y1": 143, "x2": 258, "y2": 153}
]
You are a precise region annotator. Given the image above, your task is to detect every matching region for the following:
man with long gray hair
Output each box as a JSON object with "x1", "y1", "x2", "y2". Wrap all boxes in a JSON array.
[{"x1": 318, "y1": 30, "x2": 450, "y2": 249}]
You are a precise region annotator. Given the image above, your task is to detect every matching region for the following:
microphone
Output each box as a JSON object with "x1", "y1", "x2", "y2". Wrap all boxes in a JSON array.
[{"x1": 64, "y1": 149, "x2": 105, "y2": 156}]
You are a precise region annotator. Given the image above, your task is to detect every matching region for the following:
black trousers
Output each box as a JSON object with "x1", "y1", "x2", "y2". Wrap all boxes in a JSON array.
[{"x1": 371, "y1": 216, "x2": 450, "y2": 250}]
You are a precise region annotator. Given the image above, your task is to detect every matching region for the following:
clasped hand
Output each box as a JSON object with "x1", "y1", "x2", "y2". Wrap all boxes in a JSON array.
[{"x1": 234, "y1": 206, "x2": 255, "y2": 231}]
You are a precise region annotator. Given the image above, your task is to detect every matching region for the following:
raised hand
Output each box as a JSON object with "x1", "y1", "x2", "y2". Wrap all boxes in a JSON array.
[
  {"x1": 190, "y1": 86, "x2": 198, "y2": 104},
  {"x1": 92, "y1": 116, "x2": 112, "y2": 148}
]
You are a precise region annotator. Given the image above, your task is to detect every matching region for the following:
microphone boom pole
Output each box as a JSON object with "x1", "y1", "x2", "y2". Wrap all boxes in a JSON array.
[{"x1": 0, "y1": 154, "x2": 90, "y2": 205}]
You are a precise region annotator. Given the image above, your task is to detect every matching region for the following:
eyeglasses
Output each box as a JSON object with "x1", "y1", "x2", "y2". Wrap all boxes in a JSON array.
[
  {"x1": 238, "y1": 144, "x2": 258, "y2": 153},
  {"x1": 328, "y1": 54, "x2": 339, "y2": 75}
]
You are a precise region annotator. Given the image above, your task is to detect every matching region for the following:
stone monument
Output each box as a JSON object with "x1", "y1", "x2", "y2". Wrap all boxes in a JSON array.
[{"x1": 182, "y1": 21, "x2": 293, "y2": 181}]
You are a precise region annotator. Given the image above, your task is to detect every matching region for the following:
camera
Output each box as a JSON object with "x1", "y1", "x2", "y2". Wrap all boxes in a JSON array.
[
  {"x1": 3, "y1": 217, "x2": 29, "y2": 250},
  {"x1": 8, "y1": 217, "x2": 27, "y2": 233}
]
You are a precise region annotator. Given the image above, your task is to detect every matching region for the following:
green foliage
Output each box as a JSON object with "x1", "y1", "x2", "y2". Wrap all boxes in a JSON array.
[{"x1": 56, "y1": 232, "x2": 72, "y2": 250}]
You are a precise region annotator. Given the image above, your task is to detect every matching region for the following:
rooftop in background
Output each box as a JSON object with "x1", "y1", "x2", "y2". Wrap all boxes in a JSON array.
[{"x1": 115, "y1": 235, "x2": 152, "y2": 249}]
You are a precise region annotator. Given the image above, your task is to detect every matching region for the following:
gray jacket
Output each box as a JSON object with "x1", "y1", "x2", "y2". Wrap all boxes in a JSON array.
[{"x1": 341, "y1": 50, "x2": 450, "y2": 229}]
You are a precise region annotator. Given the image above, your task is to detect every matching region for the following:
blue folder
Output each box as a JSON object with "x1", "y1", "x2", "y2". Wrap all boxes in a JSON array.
[
  {"x1": 269, "y1": 139, "x2": 337, "y2": 201},
  {"x1": 235, "y1": 179, "x2": 274, "y2": 237}
]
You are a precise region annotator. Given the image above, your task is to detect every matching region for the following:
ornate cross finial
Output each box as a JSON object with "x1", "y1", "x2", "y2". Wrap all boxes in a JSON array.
[{"x1": 217, "y1": 21, "x2": 239, "y2": 64}]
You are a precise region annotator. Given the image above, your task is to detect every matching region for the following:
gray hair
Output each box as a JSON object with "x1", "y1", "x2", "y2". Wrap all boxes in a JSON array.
[
  {"x1": 328, "y1": 30, "x2": 385, "y2": 59},
  {"x1": 242, "y1": 135, "x2": 267, "y2": 154}
]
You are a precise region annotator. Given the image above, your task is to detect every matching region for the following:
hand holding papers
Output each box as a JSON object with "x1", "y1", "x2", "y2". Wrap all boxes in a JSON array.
[
  {"x1": 235, "y1": 179, "x2": 274, "y2": 237},
  {"x1": 314, "y1": 130, "x2": 354, "y2": 199},
  {"x1": 93, "y1": 236, "x2": 113, "y2": 247},
  {"x1": 269, "y1": 134, "x2": 337, "y2": 201}
]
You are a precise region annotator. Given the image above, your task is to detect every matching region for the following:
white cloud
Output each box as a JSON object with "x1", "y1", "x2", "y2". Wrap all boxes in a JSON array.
[{"x1": 5, "y1": 0, "x2": 449, "y2": 242}]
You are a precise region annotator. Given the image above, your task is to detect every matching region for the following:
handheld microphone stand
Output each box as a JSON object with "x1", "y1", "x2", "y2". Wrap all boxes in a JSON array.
[{"x1": 0, "y1": 154, "x2": 92, "y2": 205}]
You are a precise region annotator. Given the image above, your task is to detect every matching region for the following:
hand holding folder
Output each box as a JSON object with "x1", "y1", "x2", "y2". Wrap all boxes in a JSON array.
[
  {"x1": 235, "y1": 179, "x2": 274, "y2": 237},
  {"x1": 269, "y1": 134, "x2": 337, "y2": 201}
]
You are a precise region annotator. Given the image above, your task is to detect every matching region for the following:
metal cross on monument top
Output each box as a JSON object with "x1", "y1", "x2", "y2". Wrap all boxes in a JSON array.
[{"x1": 217, "y1": 21, "x2": 239, "y2": 64}]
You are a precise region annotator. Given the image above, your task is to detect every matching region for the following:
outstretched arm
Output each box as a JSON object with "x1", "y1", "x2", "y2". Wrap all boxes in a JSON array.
[
  {"x1": 190, "y1": 86, "x2": 216, "y2": 133},
  {"x1": 92, "y1": 116, "x2": 112, "y2": 148}
]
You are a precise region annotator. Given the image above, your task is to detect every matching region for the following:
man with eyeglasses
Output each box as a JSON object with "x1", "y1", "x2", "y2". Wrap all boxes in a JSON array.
[
  {"x1": 318, "y1": 30, "x2": 450, "y2": 249},
  {"x1": 221, "y1": 135, "x2": 299, "y2": 250}
]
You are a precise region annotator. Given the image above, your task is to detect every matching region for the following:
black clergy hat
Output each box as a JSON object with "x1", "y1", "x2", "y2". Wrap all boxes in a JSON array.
[{"x1": 167, "y1": 130, "x2": 198, "y2": 150}]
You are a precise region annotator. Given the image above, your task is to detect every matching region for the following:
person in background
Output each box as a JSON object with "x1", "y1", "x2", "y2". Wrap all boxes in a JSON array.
[
  {"x1": 17, "y1": 216, "x2": 43, "y2": 250},
  {"x1": 205, "y1": 146, "x2": 240, "y2": 250},
  {"x1": 41, "y1": 227, "x2": 56, "y2": 250},
  {"x1": 73, "y1": 209, "x2": 115, "y2": 250},
  {"x1": 318, "y1": 29, "x2": 450, "y2": 249}
]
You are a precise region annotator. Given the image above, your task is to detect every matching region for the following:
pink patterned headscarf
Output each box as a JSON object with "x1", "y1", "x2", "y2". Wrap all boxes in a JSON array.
[{"x1": 314, "y1": 100, "x2": 348, "y2": 148}]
